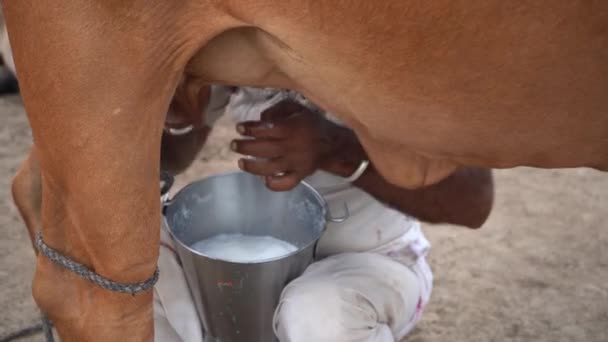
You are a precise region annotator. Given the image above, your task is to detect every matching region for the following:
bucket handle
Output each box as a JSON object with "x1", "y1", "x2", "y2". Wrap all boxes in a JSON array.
[
  {"x1": 310, "y1": 186, "x2": 350, "y2": 223},
  {"x1": 325, "y1": 201, "x2": 349, "y2": 223}
]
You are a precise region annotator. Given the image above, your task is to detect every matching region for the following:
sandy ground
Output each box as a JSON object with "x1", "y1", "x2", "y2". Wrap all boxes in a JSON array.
[{"x1": 0, "y1": 94, "x2": 607, "y2": 342}]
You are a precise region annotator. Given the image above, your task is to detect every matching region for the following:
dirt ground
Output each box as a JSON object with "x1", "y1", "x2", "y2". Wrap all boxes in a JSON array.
[{"x1": 1, "y1": 94, "x2": 607, "y2": 342}]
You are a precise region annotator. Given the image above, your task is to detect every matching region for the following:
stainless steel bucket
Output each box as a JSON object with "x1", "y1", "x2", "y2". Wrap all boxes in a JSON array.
[{"x1": 162, "y1": 171, "x2": 347, "y2": 342}]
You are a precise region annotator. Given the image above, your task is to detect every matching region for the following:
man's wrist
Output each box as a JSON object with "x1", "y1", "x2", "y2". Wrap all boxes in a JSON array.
[
  {"x1": 319, "y1": 124, "x2": 369, "y2": 179},
  {"x1": 320, "y1": 156, "x2": 361, "y2": 178}
]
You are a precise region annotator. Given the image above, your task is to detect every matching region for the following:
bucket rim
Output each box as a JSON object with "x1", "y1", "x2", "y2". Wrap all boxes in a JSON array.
[{"x1": 163, "y1": 170, "x2": 327, "y2": 264}]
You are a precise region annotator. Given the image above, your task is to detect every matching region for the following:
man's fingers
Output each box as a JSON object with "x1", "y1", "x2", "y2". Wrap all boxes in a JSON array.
[
  {"x1": 236, "y1": 120, "x2": 289, "y2": 139},
  {"x1": 238, "y1": 157, "x2": 290, "y2": 177},
  {"x1": 231, "y1": 139, "x2": 286, "y2": 159},
  {"x1": 236, "y1": 100, "x2": 310, "y2": 138},
  {"x1": 260, "y1": 100, "x2": 305, "y2": 122},
  {"x1": 264, "y1": 173, "x2": 301, "y2": 192}
]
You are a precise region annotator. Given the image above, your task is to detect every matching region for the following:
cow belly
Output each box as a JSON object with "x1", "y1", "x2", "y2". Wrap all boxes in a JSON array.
[{"x1": 182, "y1": 1, "x2": 608, "y2": 186}]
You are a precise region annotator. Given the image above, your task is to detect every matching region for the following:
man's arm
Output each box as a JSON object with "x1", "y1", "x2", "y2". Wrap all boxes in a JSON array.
[
  {"x1": 319, "y1": 121, "x2": 494, "y2": 228},
  {"x1": 233, "y1": 101, "x2": 494, "y2": 228}
]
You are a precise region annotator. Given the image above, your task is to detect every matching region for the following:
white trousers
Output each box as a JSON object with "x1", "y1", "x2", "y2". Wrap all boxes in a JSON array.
[
  {"x1": 154, "y1": 220, "x2": 428, "y2": 342},
  {"x1": 273, "y1": 252, "x2": 422, "y2": 342}
]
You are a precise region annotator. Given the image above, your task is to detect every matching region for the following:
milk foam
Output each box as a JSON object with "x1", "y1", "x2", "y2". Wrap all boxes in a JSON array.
[{"x1": 190, "y1": 234, "x2": 298, "y2": 262}]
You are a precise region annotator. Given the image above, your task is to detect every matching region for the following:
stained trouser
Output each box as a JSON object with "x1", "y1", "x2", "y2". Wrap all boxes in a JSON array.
[
  {"x1": 153, "y1": 220, "x2": 427, "y2": 342},
  {"x1": 273, "y1": 252, "x2": 422, "y2": 342}
]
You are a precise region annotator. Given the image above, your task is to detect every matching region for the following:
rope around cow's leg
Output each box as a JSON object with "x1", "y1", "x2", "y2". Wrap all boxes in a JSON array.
[
  {"x1": 31, "y1": 174, "x2": 170, "y2": 294},
  {"x1": 18, "y1": 175, "x2": 170, "y2": 342},
  {"x1": 32, "y1": 232, "x2": 157, "y2": 340},
  {"x1": 41, "y1": 315, "x2": 55, "y2": 342},
  {"x1": 0, "y1": 314, "x2": 53, "y2": 342},
  {"x1": 0, "y1": 323, "x2": 43, "y2": 342},
  {"x1": 35, "y1": 232, "x2": 159, "y2": 294}
]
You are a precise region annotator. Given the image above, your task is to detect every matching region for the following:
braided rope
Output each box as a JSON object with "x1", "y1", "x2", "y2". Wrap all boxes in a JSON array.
[
  {"x1": 35, "y1": 232, "x2": 159, "y2": 294},
  {"x1": 0, "y1": 323, "x2": 43, "y2": 342},
  {"x1": 41, "y1": 316, "x2": 54, "y2": 342},
  {"x1": 0, "y1": 315, "x2": 54, "y2": 342}
]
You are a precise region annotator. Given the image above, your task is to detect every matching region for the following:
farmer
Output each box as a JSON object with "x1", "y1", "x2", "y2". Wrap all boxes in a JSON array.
[{"x1": 155, "y1": 85, "x2": 494, "y2": 341}]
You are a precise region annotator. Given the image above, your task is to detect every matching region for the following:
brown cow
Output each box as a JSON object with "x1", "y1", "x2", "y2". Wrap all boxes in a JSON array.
[{"x1": 3, "y1": 0, "x2": 607, "y2": 341}]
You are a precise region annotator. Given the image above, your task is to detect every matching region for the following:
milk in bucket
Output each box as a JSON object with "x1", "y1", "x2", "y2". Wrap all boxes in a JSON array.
[{"x1": 191, "y1": 234, "x2": 298, "y2": 263}]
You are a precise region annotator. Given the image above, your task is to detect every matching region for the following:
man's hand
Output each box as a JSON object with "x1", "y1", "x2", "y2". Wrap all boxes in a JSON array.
[{"x1": 231, "y1": 100, "x2": 332, "y2": 191}]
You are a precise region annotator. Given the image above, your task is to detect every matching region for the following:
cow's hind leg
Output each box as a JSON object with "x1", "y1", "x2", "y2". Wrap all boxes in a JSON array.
[{"x1": 1, "y1": 1, "x2": 237, "y2": 341}]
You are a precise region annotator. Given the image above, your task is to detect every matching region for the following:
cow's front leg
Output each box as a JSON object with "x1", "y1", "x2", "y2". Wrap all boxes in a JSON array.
[{"x1": 0, "y1": 1, "x2": 225, "y2": 341}]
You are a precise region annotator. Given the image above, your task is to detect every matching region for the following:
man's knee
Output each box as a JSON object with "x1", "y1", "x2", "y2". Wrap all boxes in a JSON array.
[
  {"x1": 273, "y1": 253, "x2": 419, "y2": 342},
  {"x1": 275, "y1": 278, "x2": 381, "y2": 342}
]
